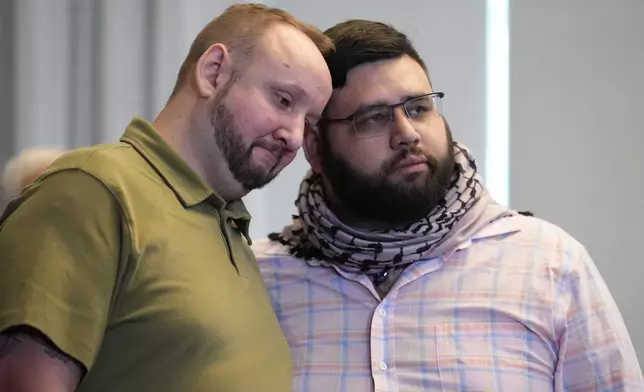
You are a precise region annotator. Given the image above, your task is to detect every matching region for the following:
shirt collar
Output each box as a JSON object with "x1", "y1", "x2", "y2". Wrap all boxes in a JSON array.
[
  {"x1": 120, "y1": 117, "x2": 251, "y2": 238},
  {"x1": 455, "y1": 215, "x2": 522, "y2": 251}
]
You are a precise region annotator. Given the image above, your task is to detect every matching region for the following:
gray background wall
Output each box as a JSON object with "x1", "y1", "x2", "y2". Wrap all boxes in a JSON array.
[
  {"x1": 0, "y1": 0, "x2": 14, "y2": 169},
  {"x1": 510, "y1": 0, "x2": 644, "y2": 357},
  {"x1": 1, "y1": 0, "x2": 642, "y2": 365}
]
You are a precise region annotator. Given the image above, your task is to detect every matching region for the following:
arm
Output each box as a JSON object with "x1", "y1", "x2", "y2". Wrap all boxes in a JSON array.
[
  {"x1": 0, "y1": 169, "x2": 122, "y2": 391},
  {"x1": 555, "y1": 246, "x2": 644, "y2": 391},
  {"x1": 0, "y1": 327, "x2": 82, "y2": 392}
]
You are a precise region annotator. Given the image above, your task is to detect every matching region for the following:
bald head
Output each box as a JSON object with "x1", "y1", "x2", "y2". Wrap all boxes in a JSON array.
[{"x1": 170, "y1": 3, "x2": 333, "y2": 97}]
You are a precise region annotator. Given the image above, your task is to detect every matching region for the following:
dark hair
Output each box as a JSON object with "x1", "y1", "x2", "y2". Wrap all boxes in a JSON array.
[{"x1": 323, "y1": 20, "x2": 428, "y2": 89}]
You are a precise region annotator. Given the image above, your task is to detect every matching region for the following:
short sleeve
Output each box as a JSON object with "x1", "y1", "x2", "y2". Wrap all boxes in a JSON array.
[{"x1": 0, "y1": 169, "x2": 122, "y2": 371}]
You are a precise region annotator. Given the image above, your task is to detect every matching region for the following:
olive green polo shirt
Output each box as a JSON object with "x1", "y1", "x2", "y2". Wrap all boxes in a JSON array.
[{"x1": 0, "y1": 117, "x2": 292, "y2": 392}]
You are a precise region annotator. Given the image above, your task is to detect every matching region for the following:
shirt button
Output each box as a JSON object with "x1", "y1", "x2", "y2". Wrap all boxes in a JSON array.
[
  {"x1": 378, "y1": 309, "x2": 387, "y2": 317},
  {"x1": 379, "y1": 362, "x2": 388, "y2": 371}
]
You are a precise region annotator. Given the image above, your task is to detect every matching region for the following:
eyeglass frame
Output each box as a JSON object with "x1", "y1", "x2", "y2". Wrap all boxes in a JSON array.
[{"x1": 320, "y1": 92, "x2": 445, "y2": 139}]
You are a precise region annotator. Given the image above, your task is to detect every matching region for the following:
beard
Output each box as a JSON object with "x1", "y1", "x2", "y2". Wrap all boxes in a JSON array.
[
  {"x1": 320, "y1": 123, "x2": 456, "y2": 226},
  {"x1": 211, "y1": 81, "x2": 282, "y2": 191}
]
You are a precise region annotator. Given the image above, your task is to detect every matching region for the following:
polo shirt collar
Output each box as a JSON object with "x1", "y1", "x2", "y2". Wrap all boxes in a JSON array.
[{"x1": 120, "y1": 117, "x2": 252, "y2": 235}]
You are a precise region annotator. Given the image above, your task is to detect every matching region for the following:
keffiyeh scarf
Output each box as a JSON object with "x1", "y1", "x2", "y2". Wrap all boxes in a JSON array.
[{"x1": 269, "y1": 143, "x2": 516, "y2": 275}]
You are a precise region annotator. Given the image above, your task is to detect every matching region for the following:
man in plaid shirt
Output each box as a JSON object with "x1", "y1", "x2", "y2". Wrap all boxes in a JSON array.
[{"x1": 254, "y1": 19, "x2": 643, "y2": 392}]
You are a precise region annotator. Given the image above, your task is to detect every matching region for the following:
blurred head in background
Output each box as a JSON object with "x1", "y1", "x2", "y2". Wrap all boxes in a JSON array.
[
  {"x1": 303, "y1": 20, "x2": 454, "y2": 227},
  {"x1": 0, "y1": 147, "x2": 67, "y2": 209},
  {"x1": 156, "y1": 4, "x2": 333, "y2": 201}
]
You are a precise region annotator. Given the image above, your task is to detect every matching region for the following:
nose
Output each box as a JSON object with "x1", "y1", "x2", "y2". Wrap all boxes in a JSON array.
[
  {"x1": 390, "y1": 107, "x2": 420, "y2": 148},
  {"x1": 271, "y1": 117, "x2": 305, "y2": 152}
]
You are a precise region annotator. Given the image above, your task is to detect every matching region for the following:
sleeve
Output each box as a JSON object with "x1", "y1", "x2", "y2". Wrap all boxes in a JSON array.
[
  {"x1": 555, "y1": 245, "x2": 644, "y2": 391},
  {"x1": 0, "y1": 169, "x2": 122, "y2": 371}
]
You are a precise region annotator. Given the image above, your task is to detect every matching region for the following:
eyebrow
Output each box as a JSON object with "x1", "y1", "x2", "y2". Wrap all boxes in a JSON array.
[{"x1": 273, "y1": 82, "x2": 308, "y2": 99}]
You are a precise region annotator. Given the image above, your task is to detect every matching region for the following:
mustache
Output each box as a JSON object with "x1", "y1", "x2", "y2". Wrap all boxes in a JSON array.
[
  {"x1": 383, "y1": 147, "x2": 430, "y2": 173},
  {"x1": 249, "y1": 140, "x2": 286, "y2": 167},
  {"x1": 252, "y1": 139, "x2": 283, "y2": 154}
]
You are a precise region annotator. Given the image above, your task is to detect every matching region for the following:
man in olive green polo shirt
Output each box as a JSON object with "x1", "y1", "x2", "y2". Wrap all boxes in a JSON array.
[{"x1": 0, "y1": 4, "x2": 332, "y2": 392}]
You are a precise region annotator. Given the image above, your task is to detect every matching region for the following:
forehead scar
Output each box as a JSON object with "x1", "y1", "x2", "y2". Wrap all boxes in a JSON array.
[{"x1": 282, "y1": 62, "x2": 291, "y2": 68}]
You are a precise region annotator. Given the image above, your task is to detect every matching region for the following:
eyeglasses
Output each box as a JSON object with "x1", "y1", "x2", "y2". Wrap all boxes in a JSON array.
[{"x1": 322, "y1": 92, "x2": 444, "y2": 139}]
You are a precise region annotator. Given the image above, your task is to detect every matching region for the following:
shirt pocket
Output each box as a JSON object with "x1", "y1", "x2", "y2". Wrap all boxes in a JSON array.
[{"x1": 435, "y1": 321, "x2": 553, "y2": 392}]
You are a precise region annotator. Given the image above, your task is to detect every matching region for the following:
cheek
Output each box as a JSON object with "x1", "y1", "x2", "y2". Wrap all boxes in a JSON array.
[
  {"x1": 228, "y1": 91, "x2": 278, "y2": 140},
  {"x1": 338, "y1": 138, "x2": 390, "y2": 174},
  {"x1": 419, "y1": 124, "x2": 449, "y2": 156}
]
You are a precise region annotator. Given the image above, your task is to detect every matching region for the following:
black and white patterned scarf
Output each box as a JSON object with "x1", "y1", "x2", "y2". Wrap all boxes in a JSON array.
[{"x1": 269, "y1": 143, "x2": 516, "y2": 275}]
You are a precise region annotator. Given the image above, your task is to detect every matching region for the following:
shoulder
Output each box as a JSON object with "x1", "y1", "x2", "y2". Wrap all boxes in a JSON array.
[
  {"x1": 25, "y1": 143, "x2": 137, "y2": 208},
  {"x1": 508, "y1": 214, "x2": 586, "y2": 254},
  {"x1": 0, "y1": 168, "x2": 123, "y2": 239},
  {"x1": 41, "y1": 143, "x2": 159, "y2": 209},
  {"x1": 0, "y1": 146, "x2": 130, "y2": 230},
  {"x1": 48, "y1": 142, "x2": 138, "y2": 178},
  {"x1": 481, "y1": 214, "x2": 591, "y2": 275}
]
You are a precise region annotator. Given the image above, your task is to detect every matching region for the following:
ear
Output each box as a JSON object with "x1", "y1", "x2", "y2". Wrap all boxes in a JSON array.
[
  {"x1": 303, "y1": 128, "x2": 323, "y2": 173},
  {"x1": 192, "y1": 43, "x2": 234, "y2": 99}
]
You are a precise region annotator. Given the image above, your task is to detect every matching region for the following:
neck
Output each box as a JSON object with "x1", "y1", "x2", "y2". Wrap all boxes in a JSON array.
[{"x1": 154, "y1": 92, "x2": 247, "y2": 202}]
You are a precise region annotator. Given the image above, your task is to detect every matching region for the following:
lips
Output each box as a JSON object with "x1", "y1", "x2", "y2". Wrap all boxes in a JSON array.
[
  {"x1": 254, "y1": 145, "x2": 289, "y2": 170},
  {"x1": 395, "y1": 155, "x2": 428, "y2": 169},
  {"x1": 256, "y1": 146, "x2": 281, "y2": 163}
]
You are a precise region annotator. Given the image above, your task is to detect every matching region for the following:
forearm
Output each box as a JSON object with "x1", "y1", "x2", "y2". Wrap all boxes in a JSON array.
[{"x1": 0, "y1": 329, "x2": 83, "y2": 392}]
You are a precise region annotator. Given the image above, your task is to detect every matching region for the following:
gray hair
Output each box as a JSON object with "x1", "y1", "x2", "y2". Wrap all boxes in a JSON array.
[{"x1": 1, "y1": 147, "x2": 67, "y2": 208}]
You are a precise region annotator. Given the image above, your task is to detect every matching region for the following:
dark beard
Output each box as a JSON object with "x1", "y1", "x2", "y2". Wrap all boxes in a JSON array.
[
  {"x1": 320, "y1": 125, "x2": 456, "y2": 226},
  {"x1": 211, "y1": 82, "x2": 280, "y2": 191}
]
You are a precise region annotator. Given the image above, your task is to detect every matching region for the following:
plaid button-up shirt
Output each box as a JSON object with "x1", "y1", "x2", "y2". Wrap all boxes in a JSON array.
[{"x1": 254, "y1": 215, "x2": 643, "y2": 392}]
